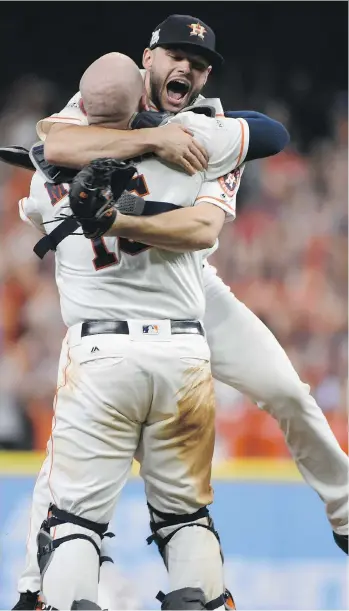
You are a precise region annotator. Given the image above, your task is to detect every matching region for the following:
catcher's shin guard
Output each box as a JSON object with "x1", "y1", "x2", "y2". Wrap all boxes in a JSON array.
[
  {"x1": 37, "y1": 504, "x2": 108, "y2": 580},
  {"x1": 147, "y1": 504, "x2": 225, "y2": 609},
  {"x1": 38, "y1": 504, "x2": 107, "y2": 608}
]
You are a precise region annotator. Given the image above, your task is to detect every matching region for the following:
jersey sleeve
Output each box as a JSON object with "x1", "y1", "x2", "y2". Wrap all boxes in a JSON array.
[
  {"x1": 170, "y1": 112, "x2": 249, "y2": 180},
  {"x1": 36, "y1": 92, "x2": 88, "y2": 141},
  {"x1": 194, "y1": 165, "x2": 245, "y2": 221},
  {"x1": 18, "y1": 193, "x2": 45, "y2": 234},
  {"x1": 18, "y1": 172, "x2": 69, "y2": 234}
]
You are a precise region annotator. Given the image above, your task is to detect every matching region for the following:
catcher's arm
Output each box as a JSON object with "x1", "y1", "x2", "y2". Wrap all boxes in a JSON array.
[{"x1": 45, "y1": 122, "x2": 208, "y2": 175}]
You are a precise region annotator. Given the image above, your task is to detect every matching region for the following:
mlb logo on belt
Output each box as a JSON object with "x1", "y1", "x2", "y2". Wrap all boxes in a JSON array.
[{"x1": 143, "y1": 324, "x2": 159, "y2": 335}]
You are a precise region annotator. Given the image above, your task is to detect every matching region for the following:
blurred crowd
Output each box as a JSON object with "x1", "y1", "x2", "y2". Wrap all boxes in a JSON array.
[{"x1": 0, "y1": 74, "x2": 347, "y2": 457}]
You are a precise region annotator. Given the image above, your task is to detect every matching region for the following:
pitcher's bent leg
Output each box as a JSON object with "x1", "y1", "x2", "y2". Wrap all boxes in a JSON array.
[{"x1": 204, "y1": 265, "x2": 348, "y2": 534}]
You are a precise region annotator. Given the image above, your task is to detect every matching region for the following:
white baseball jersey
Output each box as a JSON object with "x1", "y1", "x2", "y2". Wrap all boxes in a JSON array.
[{"x1": 25, "y1": 108, "x2": 248, "y2": 327}]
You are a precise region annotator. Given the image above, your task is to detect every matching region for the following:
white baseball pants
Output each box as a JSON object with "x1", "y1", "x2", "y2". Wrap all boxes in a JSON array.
[
  {"x1": 18, "y1": 268, "x2": 348, "y2": 600},
  {"x1": 38, "y1": 320, "x2": 223, "y2": 609}
]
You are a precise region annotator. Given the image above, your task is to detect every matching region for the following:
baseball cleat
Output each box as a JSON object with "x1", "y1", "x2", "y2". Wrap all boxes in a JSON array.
[
  {"x1": 223, "y1": 588, "x2": 236, "y2": 609},
  {"x1": 12, "y1": 591, "x2": 39, "y2": 610},
  {"x1": 333, "y1": 531, "x2": 348, "y2": 554}
]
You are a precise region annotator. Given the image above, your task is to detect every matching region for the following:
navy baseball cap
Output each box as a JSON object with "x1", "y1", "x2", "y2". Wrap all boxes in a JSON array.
[{"x1": 149, "y1": 14, "x2": 224, "y2": 68}]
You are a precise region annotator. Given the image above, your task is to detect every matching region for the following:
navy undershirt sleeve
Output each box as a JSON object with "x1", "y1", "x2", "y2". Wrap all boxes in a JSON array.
[{"x1": 224, "y1": 110, "x2": 290, "y2": 161}]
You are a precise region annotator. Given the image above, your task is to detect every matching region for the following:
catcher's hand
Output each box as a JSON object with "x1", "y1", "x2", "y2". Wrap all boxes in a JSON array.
[{"x1": 69, "y1": 158, "x2": 137, "y2": 239}]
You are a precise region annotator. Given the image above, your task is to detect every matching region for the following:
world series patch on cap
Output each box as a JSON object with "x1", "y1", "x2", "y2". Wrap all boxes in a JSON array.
[{"x1": 149, "y1": 14, "x2": 224, "y2": 68}]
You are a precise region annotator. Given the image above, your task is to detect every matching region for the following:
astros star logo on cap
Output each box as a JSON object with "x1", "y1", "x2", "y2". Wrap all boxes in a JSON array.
[{"x1": 188, "y1": 23, "x2": 207, "y2": 40}]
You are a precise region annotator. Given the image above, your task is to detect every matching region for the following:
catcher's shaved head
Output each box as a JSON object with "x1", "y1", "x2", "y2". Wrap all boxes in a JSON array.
[{"x1": 80, "y1": 52, "x2": 144, "y2": 128}]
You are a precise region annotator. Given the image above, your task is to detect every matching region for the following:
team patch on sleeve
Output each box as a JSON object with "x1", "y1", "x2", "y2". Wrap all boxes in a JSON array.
[{"x1": 218, "y1": 168, "x2": 241, "y2": 197}]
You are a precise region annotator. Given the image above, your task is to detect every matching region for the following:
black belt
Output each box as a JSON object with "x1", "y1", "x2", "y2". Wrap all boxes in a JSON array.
[{"x1": 81, "y1": 320, "x2": 204, "y2": 337}]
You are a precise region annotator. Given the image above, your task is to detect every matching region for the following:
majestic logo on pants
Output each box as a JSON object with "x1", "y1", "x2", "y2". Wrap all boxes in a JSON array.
[{"x1": 143, "y1": 324, "x2": 159, "y2": 335}]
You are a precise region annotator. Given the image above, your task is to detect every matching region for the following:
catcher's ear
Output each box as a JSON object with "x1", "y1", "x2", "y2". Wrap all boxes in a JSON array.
[
  {"x1": 139, "y1": 91, "x2": 149, "y2": 112},
  {"x1": 142, "y1": 48, "x2": 153, "y2": 70}
]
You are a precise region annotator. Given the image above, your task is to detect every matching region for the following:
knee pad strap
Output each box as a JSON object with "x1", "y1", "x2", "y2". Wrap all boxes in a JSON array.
[
  {"x1": 43, "y1": 504, "x2": 108, "y2": 537},
  {"x1": 147, "y1": 503, "x2": 222, "y2": 561},
  {"x1": 38, "y1": 532, "x2": 100, "y2": 561},
  {"x1": 100, "y1": 555, "x2": 114, "y2": 565}
]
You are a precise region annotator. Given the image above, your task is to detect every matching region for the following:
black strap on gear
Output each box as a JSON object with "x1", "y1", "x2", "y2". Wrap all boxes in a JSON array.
[
  {"x1": 38, "y1": 503, "x2": 108, "y2": 560},
  {"x1": 33, "y1": 200, "x2": 183, "y2": 259},
  {"x1": 205, "y1": 594, "x2": 225, "y2": 610},
  {"x1": 138, "y1": 200, "x2": 181, "y2": 216},
  {"x1": 129, "y1": 110, "x2": 170, "y2": 130},
  {"x1": 156, "y1": 590, "x2": 225, "y2": 610},
  {"x1": 100, "y1": 531, "x2": 115, "y2": 564},
  {"x1": 38, "y1": 532, "x2": 101, "y2": 559},
  {"x1": 147, "y1": 504, "x2": 209, "y2": 537},
  {"x1": 146, "y1": 503, "x2": 222, "y2": 561},
  {"x1": 30, "y1": 142, "x2": 78, "y2": 184},
  {"x1": 100, "y1": 555, "x2": 114, "y2": 564},
  {"x1": 34, "y1": 217, "x2": 79, "y2": 259},
  {"x1": 43, "y1": 504, "x2": 108, "y2": 538}
]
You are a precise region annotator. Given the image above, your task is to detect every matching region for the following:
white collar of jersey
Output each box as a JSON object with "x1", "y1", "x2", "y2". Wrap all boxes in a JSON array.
[{"x1": 139, "y1": 68, "x2": 224, "y2": 116}]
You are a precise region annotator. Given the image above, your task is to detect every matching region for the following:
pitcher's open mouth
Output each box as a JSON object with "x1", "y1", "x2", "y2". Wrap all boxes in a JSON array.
[{"x1": 166, "y1": 79, "x2": 190, "y2": 106}]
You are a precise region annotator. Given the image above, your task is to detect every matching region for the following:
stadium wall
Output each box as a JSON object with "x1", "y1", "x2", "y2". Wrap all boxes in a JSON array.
[{"x1": 0, "y1": 454, "x2": 347, "y2": 610}]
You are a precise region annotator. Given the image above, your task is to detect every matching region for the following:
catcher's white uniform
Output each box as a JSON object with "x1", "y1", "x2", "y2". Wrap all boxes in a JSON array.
[
  {"x1": 37, "y1": 91, "x2": 348, "y2": 536},
  {"x1": 19, "y1": 108, "x2": 247, "y2": 609}
]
